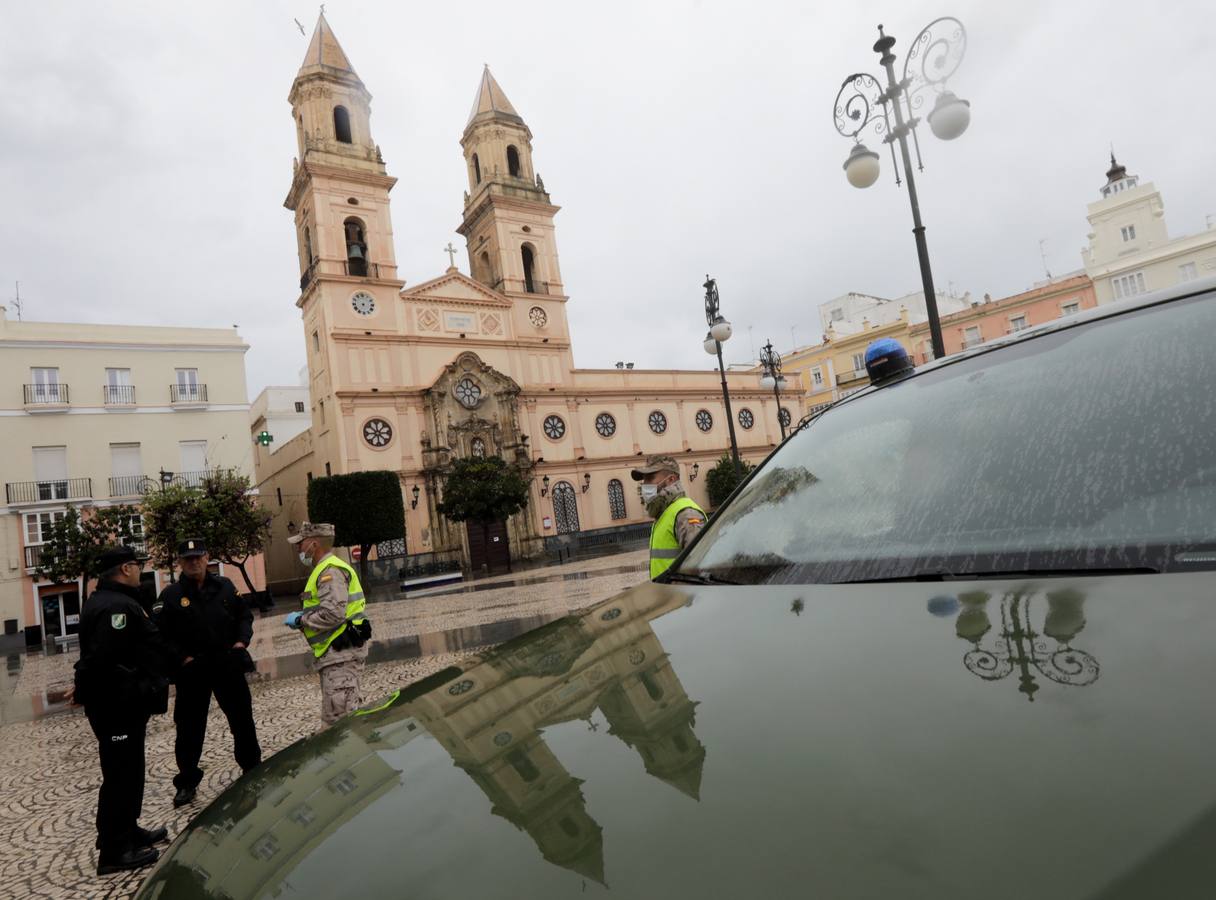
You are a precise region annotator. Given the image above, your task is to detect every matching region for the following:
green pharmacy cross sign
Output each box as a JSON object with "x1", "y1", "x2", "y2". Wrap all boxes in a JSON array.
[{"x1": 256, "y1": 431, "x2": 274, "y2": 447}]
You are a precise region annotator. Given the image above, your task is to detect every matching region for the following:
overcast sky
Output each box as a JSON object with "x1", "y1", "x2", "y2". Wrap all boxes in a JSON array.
[{"x1": 2, "y1": 0, "x2": 1212, "y2": 399}]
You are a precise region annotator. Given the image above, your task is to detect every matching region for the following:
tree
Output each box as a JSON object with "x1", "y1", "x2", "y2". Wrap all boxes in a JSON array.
[
  {"x1": 141, "y1": 469, "x2": 272, "y2": 593},
  {"x1": 705, "y1": 453, "x2": 755, "y2": 509},
  {"x1": 437, "y1": 457, "x2": 530, "y2": 569},
  {"x1": 34, "y1": 505, "x2": 142, "y2": 587},
  {"x1": 436, "y1": 457, "x2": 530, "y2": 525},
  {"x1": 307, "y1": 470, "x2": 405, "y2": 582}
]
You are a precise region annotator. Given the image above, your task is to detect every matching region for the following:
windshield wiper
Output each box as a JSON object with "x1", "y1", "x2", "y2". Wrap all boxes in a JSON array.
[
  {"x1": 663, "y1": 570, "x2": 741, "y2": 586},
  {"x1": 836, "y1": 566, "x2": 1159, "y2": 584}
]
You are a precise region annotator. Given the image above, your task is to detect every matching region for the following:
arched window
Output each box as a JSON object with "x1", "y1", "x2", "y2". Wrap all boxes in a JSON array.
[
  {"x1": 333, "y1": 106, "x2": 352, "y2": 144},
  {"x1": 344, "y1": 217, "x2": 367, "y2": 277},
  {"x1": 640, "y1": 670, "x2": 665, "y2": 702},
  {"x1": 507, "y1": 145, "x2": 521, "y2": 177},
  {"x1": 551, "y1": 481, "x2": 579, "y2": 534},
  {"x1": 608, "y1": 479, "x2": 626, "y2": 520},
  {"x1": 521, "y1": 244, "x2": 536, "y2": 293},
  {"x1": 479, "y1": 251, "x2": 492, "y2": 284},
  {"x1": 507, "y1": 749, "x2": 539, "y2": 783},
  {"x1": 303, "y1": 226, "x2": 313, "y2": 263},
  {"x1": 472, "y1": 153, "x2": 481, "y2": 184}
]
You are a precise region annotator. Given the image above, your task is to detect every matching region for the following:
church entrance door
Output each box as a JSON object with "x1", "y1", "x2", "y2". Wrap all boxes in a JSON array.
[{"x1": 467, "y1": 520, "x2": 511, "y2": 573}]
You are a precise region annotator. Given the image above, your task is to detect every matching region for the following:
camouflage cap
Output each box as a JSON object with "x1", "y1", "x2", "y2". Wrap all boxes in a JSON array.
[
  {"x1": 287, "y1": 522, "x2": 336, "y2": 545},
  {"x1": 630, "y1": 455, "x2": 680, "y2": 481}
]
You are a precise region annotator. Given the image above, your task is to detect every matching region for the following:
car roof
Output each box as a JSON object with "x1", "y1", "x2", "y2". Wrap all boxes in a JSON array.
[{"x1": 819, "y1": 274, "x2": 1216, "y2": 415}]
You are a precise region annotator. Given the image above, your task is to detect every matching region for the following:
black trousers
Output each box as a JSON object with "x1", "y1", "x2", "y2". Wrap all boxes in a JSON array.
[
  {"x1": 85, "y1": 704, "x2": 150, "y2": 855},
  {"x1": 173, "y1": 655, "x2": 262, "y2": 790}
]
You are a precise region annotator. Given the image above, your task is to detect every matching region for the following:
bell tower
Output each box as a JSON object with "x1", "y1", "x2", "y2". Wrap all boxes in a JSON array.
[
  {"x1": 457, "y1": 68, "x2": 564, "y2": 300},
  {"x1": 284, "y1": 13, "x2": 405, "y2": 476}
]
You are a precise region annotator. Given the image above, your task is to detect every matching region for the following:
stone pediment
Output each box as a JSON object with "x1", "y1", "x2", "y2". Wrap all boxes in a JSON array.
[{"x1": 402, "y1": 270, "x2": 510, "y2": 308}]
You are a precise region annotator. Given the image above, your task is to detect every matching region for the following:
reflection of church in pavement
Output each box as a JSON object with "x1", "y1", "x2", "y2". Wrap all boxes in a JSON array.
[
  {"x1": 152, "y1": 586, "x2": 703, "y2": 893},
  {"x1": 407, "y1": 585, "x2": 705, "y2": 884}
]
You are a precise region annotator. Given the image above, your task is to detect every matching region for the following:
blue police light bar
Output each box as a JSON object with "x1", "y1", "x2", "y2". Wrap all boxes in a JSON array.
[{"x1": 864, "y1": 338, "x2": 914, "y2": 385}]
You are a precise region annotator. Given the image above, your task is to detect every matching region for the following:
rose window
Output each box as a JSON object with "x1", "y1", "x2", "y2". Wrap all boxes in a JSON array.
[
  {"x1": 648, "y1": 411, "x2": 667, "y2": 434},
  {"x1": 454, "y1": 377, "x2": 482, "y2": 409},
  {"x1": 528, "y1": 306, "x2": 548, "y2": 328},
  {"x1": 543, "y1": 415, "x2": 566, "y2": 440},
  {"x1": 595, "y1": 413, "x2": 616, "y2": 437},
  {"x1": 695, "y1": 410, "x2": 713, "y2": 432},
  {"x1": 738, "y1": 408, "x2": 754, "y2": 430},
  {"x1": 363, "y1": 419, "x2": 392, "y2": 447}
]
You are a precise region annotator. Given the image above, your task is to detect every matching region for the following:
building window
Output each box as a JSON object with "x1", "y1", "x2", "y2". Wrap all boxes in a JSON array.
[
  {"x1": 695, "y1": 410, "x2": 713, "y2": 432},
  {"x1": 276, "y1": 487, "x2": 283, "y2": 506},
  {"x1": 506, "y1": 145, "x2": 521, "y2": 178},
  {"x1": 1121, "y1": 225, "x2": 1136, "y2": 242},
  {"x1": 312, "y1": 330, "x2": 320, "y2": 352},
  {"x1": 109, "y1": 443, "x2": 142, "y2": 497},
  {"x1": 1112, "y1": 271, "x2": 1147, "y2": 299},
  {"x1": 363, "y1": 418, "x2": 393, "y2": 447},
  {"x1": 289, "y1": 804, "x2": 316, "y2": 828},
  {"x1": 319, "y1": 400, "x2": 325, "y2": 425},
  {"x1": 294, "y1": 401, "x2": 305, "y2": 413},
  {"x1": 307, "y1": 472, "x2": 313, "y2": 482},
  {"x1": 105, "y1": 368, "x2": 133, "y2": 405},
  {"x1": 737, "y1": 408, "x2": 754, "y2": 430},
  {"x1": 778, "y1": 408, "x2": 791, "y2": 429},
  {"x1": 472, "y1": 153, "x2": 481, "y2": 184},
  {"x1": 325, "y1": 462, "x2": 331, "y2": 476},
  {"x1": 648, "y1": 410, "x2": 668, "y2": 434},
  {"x1": 333, "y1": 106, "x2": 352, "y2": 144},
  {"x1": 1060, "y1": 302, "x2": 1080, "y2": 316},
  {"x1": 250, "y1": 833, "x2": 280, "y2": 861},
  {"x1": 963, "y1": 325, "x2": 982, "y2": 348},
  {"x1": 607, "y1": 479, "x2": 626, "y2": 520},
  {"x1": 29, "y1": 367, "x2": 63, "y2": 403},
  {"x1": 179, "y1": 440, "x2": 207, "y2": 479},
  {"x1": 551, "y1": 481, "x2": 579, "y2": 534},
  {"x1": 1179, "y1": 262, "x2": 1199, "y2": 283},
  {"x1": 851, "y1": 353, "x2": 865, "y2": 373},
  {"x1": 830, "y1": 308, "x2": 844, "y2": 322},
  {"x1": 521, "y1": 244, "x2": 537, "y2": 293},
  {"x1": 1010, "y1": 314, "x2": 1028, "y2": 332},
  {"x1": 594, "y1": 413, "x2": 616, "y2": 438},
  {"x1": 811, "y1": 368, "x2": 823, "y2": 387},
  {"x1": 542, "y1": 415, "x2": 566, "y2": 440},
  {"x1": 25, "y1": 510, "x2": 66, "y2": 546}
]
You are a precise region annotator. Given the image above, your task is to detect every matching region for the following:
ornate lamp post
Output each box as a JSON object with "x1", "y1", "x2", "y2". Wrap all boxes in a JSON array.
[
  {"x1": 833, "y1": 17, "x2": 971, "y2": 361},
  {"x1": 702, "y1": 276, "x2": 743, "y2": 476},
  {"x1": 758, "y1": 340, "x2": 788, "y2": 440}
]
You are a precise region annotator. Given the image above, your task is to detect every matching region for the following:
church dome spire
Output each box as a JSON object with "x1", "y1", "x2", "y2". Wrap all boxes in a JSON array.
[
  {"x1": 466, "y1": 66, "x2": 524, "y2": 129},
  {"x1": 1100, "y1": 149, "x2": 1138, "y2": 198},
  {"x1": 297, "y1": 12, "x2": 358, "y2": 80}
]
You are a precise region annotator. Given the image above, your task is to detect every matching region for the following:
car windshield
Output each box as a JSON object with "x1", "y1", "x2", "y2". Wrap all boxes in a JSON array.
[{"x1": 678, "y1": 292, "x2": 1216, "y2": 583}]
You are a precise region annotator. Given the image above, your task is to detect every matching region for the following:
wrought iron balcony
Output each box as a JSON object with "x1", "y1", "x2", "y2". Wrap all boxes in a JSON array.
[
  {"x1": 5, "y1": 478, "x2": 92, "y2": 505},
  {"x1": 103, "y1": 384, "x2": 136, "y2": 405},
  {"x1": 176, "y1": 469, "x2": 217, "y2": 488},
  {"x1": 24, "y1": 544, "x2": 48, "y2": 570},
  {"x1": 109, "y1": 474, "x2": 150, "y2": 498},
  {"x1": 23, "y1": 384, "x2": 69, "y2": 406},
  {"x1": 170, "y1": 384, "x2": 208, "y2": 404}
]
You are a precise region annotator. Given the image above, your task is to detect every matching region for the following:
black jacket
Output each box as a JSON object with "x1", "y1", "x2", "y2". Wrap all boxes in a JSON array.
[
  {"x1": 75, "y1": 579, "x2": 171, "y2": 713},
  {"x1": 156, "y1": 572, "x2": 253, "y2": 663}
]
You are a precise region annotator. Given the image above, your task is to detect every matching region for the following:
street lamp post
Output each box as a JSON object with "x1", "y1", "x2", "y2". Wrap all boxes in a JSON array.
[
  {"x1": 833, "y1": 17, "x2": 971, "y2": 361},
  {"x1": 702, "y1": 276, "x2": 743, "y2": 476},
  {"x1": 758, "y1": 340, "x2": 787, "y2": 440}
]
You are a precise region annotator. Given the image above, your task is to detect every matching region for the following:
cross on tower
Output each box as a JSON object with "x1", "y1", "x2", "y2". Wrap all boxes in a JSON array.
[{"x1": 444, "y1": 242, "x2": 458, "y2": 268}]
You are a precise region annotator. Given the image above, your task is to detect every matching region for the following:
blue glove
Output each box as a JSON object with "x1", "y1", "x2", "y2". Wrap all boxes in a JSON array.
[{"x1": 284, "y1": 611, "x2": 304, "y2": 630}]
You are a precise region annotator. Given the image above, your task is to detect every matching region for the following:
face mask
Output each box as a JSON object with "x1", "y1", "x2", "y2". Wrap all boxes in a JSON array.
[
  {"x1": 640, "y1": 484, "x2": 660, "y2": 502},
  {"x1": 299, "y1": 551, "x2": 313, "y2": 567}
]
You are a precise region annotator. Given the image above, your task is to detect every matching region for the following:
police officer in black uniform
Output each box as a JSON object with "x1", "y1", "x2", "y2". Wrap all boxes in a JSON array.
[
  {"x1": 73, "y1": 545, "x2": 171, "y2": 876},
  {"x1": 156, "y1": 538, "x2": 262, "y2": 807}
]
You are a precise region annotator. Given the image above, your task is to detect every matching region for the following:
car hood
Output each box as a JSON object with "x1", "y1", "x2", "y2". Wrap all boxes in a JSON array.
[{"x1": 136, "y1": 574, "x2": 1216, "y2": 899}]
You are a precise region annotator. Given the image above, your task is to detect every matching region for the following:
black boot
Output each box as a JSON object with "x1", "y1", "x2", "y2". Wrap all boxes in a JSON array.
[
  {"x1": 135, "y1": 825, "x2": 169, "y2": 846},
  {"x1": 172, "y1": 786, "x2": 197, "y2": 807},
  {"x1": 97, "y1": 845, "x2": 159, "y2": 876}
]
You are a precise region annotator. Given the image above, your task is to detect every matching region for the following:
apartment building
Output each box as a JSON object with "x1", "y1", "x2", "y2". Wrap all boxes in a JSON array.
[{"x1": 0, "y1": 305, "x2": 256, "y2": 646}]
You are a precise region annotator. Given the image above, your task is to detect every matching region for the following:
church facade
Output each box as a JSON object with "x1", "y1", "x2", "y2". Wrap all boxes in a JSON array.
[{"x1": 255, "y1": 16, "x2": 789, "y2": 582}]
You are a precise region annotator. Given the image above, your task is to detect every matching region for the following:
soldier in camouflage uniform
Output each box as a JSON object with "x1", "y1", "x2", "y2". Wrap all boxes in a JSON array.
[{"x1": 284, "y1": 523, "x2": 370, "y2": 725}]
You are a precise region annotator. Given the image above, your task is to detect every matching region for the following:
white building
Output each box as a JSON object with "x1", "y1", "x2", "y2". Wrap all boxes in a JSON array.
[
  {"x1": 817, "y1": 289, "x2": 970, "y2": 339},
  {"x1": 1082, "y1": 155, "x2": 1216, "y2": 304},
  {"x1": 249, "y1": 382, "x2": 312, "y2": 454},
  {"x1": 0, "y1": 307, "x2": 255, "y2": 647}
]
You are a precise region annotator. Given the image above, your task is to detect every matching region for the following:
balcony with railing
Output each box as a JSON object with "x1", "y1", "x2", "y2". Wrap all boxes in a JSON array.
[
  {"x1": 23, "y1": 384, "x2": 70, "y2": 410},
  {"x1": 836, "y1": 369, "x2": 869, "y2": 386},
  {"x1": 176, "y1": 469, "x2": 217, "y2": 488},
  {"x1": 6, "y1": 478, "x2": 92, "y2": 506},
  {"x1": 342, "y1": 260, "x2": 381, "y2": 279},
  {"x1": 109, "y1": 474, "x2": 151, "y2": 498},
  {"x1": 103, "y1": 384, "x2": 137, "y2": 406},
  {"x1": 170, "y1": 383, "x2": 209, "y2": 405},
  {"x1": 24, "y1": 544, "x2": 51, "y2": 571},
  {"x1": 961, "y1": 336, "x2": 984, "y2": 349}
]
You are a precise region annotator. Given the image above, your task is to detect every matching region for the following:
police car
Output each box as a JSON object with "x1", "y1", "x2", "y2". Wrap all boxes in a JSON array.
[{"x1": 137, "y1": 278, "x2": 1216, "y2": 899}]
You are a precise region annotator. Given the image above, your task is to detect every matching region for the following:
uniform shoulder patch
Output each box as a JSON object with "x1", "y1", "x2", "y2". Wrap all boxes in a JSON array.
[
  {"x1": 320, "y1": 574, "x2": 333, "y2": 583},
  {"x1": 111, "y1": 613, "x2": 127, "y2": 630},
  {"x1": 686, "y1": 517, "x2": 705, "y2": 525}
]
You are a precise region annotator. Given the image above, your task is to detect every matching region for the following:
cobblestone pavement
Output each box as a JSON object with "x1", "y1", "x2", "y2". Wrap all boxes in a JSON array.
[{"x1": 0, "y1": 550, "x2": 647, "y2": 900}]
